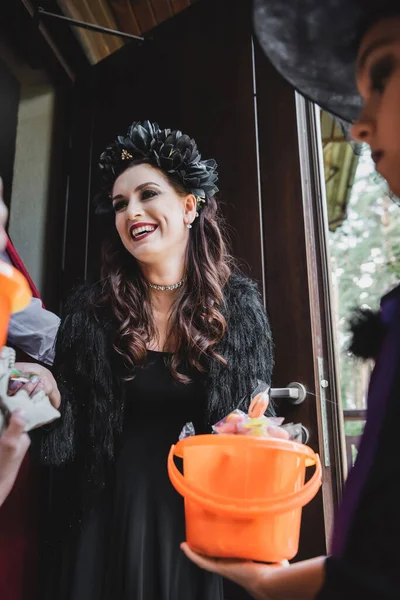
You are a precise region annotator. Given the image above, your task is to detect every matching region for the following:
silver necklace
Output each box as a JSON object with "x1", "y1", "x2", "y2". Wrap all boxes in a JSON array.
[{"x1": 147, "y1": 277, "x2": 186, "y2": 291}]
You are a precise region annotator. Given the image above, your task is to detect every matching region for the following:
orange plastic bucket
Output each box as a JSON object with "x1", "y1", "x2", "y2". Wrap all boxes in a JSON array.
[
  {"x1": 168, "y1": 434, "x2": 322, "y2": 562},
  {"x1": 0, "y1": 260, "x2": 31, "y2": 346}
]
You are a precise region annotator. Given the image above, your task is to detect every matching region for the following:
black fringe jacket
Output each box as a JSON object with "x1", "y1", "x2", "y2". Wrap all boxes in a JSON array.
[{"x1": 36, "y1": 273, "x2": 274, "y2": 520}]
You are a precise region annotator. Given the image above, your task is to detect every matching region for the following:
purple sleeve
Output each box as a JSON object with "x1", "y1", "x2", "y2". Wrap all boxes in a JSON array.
[{"x1": 318, "y1": 287, "x2": 400, "y2": 599}]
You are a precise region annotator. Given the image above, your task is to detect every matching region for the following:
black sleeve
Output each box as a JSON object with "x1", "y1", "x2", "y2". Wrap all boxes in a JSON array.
[
  {"x1": 207, "y1": 274, "x2": 275, "y2": 421},
  {"x1": 30, "y1": 284, "x2": 126, "y2": 536},
  {"x1": 34, "y1": 283, "x2": 121, "y2": 471},
  {"x1": 317, "y1": 367, "x2": 400, "y2": 600},
  {"x1": 235, "y1": 279, "x2": 275, "y2": 415}
]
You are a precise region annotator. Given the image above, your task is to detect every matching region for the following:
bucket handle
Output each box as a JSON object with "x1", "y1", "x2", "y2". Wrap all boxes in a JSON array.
[{"x1": 168, "y1": 444, "x2": 322, "y2": 517}]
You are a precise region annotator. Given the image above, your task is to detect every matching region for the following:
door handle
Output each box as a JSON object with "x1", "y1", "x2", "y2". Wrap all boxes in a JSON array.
[
  {"x1": 269, "y1": 383, "x2": 309, "y2": 444},
  {"x1": 269, "y1": 382, "x2": 307, "y2": 405}
]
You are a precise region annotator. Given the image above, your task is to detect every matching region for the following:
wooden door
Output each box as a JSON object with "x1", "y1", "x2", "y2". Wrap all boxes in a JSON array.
[
  {"x1": 254, "y1": 42, "x2": 344, "y2": 557},
  {"x1": 0, "y1": 58, "x2": 19, "y2": 211}
]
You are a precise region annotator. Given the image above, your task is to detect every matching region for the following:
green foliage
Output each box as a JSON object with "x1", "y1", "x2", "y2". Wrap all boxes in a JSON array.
[
  {"x1": 385, "y1": 240, "x2": 400, "y2": 278},
  {"x1": 344, "y1": 420, "x2": 365, "y2": 437},
  {"x1": 329, "y1": 149, "x2": 400, "y2": 410}
]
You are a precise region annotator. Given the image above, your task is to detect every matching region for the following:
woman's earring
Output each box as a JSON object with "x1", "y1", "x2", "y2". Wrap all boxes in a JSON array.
[{"x1": 187, "y1": 223, "x2": 192, "y2": 229}]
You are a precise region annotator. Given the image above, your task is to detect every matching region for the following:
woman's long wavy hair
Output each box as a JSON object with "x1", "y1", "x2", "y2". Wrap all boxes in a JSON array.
[{"x1": 99, "y1": 160, "x2": 234, "y2": 383}]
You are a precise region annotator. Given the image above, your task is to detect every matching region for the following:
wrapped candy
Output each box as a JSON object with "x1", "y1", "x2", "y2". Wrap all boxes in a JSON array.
[
  {"x1": 212, "y1": 411, "x2": 287, "y2": 438},
  {"x1": 212, "y1": 409, "x2": 247, "y2": 434},
  {"x1": 212, "y1": 381, "x2": 303, "y2": 441},
  {"x1": 179, "y1": 421, "x2": 196, "y2": 440},
  {"x1": 178, "y1": 381, "x2": 305, "y2": 442}
]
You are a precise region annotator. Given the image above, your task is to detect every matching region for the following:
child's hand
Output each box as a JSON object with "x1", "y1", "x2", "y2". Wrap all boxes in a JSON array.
[
  {"x1": 9, "y1": 363, "x2": 61, "y2": 409},
  {"x1": 180, "y1": 543, "x2": 288, "y2": 600},
  {"x1": 0, "y1": 409, "x2": 30, "y2": 506}
]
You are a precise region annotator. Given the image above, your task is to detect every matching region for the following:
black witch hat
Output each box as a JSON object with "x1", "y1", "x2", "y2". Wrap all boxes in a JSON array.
[{"x1": 253, "y1": 0, "x2": 399, "y2": 124}]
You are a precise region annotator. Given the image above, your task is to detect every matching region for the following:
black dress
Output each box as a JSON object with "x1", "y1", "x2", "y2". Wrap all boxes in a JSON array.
[{"x1": 54, "y1": 351, "x2": 223, "y2": 600}]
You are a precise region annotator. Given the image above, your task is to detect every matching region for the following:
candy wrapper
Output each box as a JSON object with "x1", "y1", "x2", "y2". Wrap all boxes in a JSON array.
[
  {"x1": 179, "y1": 422, "x2": 195, "y2": 440},
  {"x1": 212, "y1": 380, "x2": 304, "y2": 442},
  {"x1": 178, "y1": 381, "x2": 306, "y2": 442}
]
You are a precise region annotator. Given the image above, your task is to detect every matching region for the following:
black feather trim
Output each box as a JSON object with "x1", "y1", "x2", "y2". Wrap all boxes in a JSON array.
[
  {"x1": 37, "y1": 273, "x2": 274, "y2": 523},
  {"x1": 348, "y1": 307, "x2": 386, "y2": 360},
  {"x1": 208, "y1": 273, "x2": 275, "y2": 421}
]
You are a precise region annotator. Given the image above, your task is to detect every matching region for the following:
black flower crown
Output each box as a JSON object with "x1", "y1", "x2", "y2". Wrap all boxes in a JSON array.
[{"x1": 94, "y1": 120, "x2": 219, "y2": 215}]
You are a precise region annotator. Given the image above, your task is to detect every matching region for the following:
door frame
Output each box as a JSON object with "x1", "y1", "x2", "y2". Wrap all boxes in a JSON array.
[{"x1": 296, "y1": 96, "x2": 347, "y2": 544}]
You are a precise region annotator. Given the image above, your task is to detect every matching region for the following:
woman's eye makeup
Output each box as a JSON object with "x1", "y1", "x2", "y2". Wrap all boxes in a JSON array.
[
  {"x1": 140, "y1": 189, "x2": 159, "y2": 201},
  {"x1": 370, "y1": 55, "x2": 395, "y2": 94},
  {"x1": 113, "y1": 199, "x2": 127, "y2": 213},
  {"x1": 112, "y1": 189, "x2": 159, "y2": 212}
]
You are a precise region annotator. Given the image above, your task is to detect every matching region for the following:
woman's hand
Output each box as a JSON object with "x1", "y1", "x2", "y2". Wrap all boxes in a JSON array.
[
  {"x1": 181, "y1": 544, "x2": 326, "y2": 600},
  {"x1": 181, "y1": 543, "x2": 288, "y2": 600},
  {"x1": 0, "y1": 409, "x2": 30, "y2": 506},
  {"x1": 9, "y1": 363, "x2": 61, "y2": 409}
]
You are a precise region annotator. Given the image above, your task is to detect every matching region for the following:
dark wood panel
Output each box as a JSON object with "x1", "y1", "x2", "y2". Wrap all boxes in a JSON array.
[
  {"x1": 40, "y1": 88, "x2": 71, "y2": 312},
  {"x1": 254, "y1": 40, "x2": 327, "y2": 560},
  {"x1": 110, "y1": 0, "x2": 142, "y2": 35},
  {"x1": 149, "y1": 0, "x2": 173, "y2": 22},
  {"x1": 62, "y1": 80, "x2": 94, "y2": 296},
  {"x1": 0, "y1": 58, "x2": 19, "y2": 211},
  {"x1": 129, "y1": 0, "x2": 157, "y2": 32},
  {"x1": 170, "y1": 0, "x2": 191, "y2": 14}
]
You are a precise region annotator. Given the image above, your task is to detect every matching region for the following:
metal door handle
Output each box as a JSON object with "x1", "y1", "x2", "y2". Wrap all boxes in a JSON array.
[
  {"x1": 269, "y1": 382, "x2": 307, "y2": 405},
  {"x1": 269, "y1": 383, "x2": 309, "y2": 443}
]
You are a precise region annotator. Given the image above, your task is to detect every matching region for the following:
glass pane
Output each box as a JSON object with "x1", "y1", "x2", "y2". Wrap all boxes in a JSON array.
[
  {"x1": 322, "y1": 111, "x2": 400, "y2": 470},
  {"x1": 344, "y1": 419, "x2": 365, "y2": 467}
]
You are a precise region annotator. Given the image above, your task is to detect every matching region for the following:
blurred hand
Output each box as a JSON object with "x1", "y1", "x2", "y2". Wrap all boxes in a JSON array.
[
  {"x1": 0, "y1": 409, "x2": 30, "y2": 506},
  {"x1": 9, "y1": 363, "x2": 61, "y2": 409},
  {"x1": 181, "y1": 543, "x2": 288, "y2": 600},
  {"x1": 0, "y1": 177, "x2": 8, "y2": 252}
]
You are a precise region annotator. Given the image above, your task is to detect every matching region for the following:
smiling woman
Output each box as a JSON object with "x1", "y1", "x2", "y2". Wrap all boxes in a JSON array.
[
  {"x1": 35, "y1": 120, "x2": 275, "y2": 600},
  {"x1": 112, "y1": 166, "x2": 195, "y2": 274},
  {"x1": 91, "y1": 122, "x2": 232, "y2": 381}
]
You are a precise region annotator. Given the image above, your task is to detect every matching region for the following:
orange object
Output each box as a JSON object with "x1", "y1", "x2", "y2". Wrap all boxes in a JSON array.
[
  {"x1": 248, "y1": 391, "x2": 269, "y2": 418},
  {"x1": 0, "y1": 260, "x2": 32, "y2": 347},
  {"x1": 168, "y1": 434, "x2": 322, "y2": 562}
]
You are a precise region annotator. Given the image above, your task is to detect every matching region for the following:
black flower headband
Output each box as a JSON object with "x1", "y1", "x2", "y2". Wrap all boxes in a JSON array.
[{"x1": 94, "y1": 120, "x2": 219, "y2": 215}]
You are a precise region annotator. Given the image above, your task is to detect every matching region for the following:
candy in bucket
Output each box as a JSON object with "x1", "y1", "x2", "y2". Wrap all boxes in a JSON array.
[
  {"x1": 213, "y1": 380, "x2": 304, "y2": 440},
  {"x1": 179, "y1": 381, "x2": 305, "y2": 442}
]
